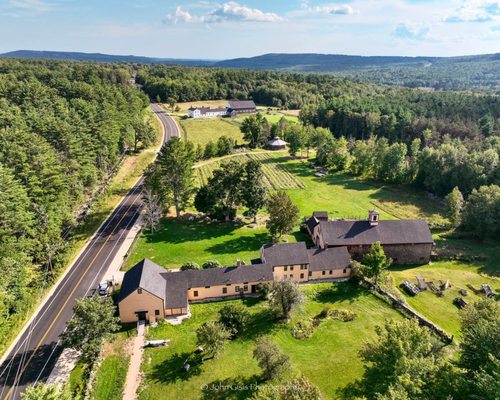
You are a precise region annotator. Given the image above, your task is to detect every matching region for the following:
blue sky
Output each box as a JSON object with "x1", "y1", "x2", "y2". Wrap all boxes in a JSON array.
[{"x1": 0, "y1": 0, "x2": 499, "y2": 58}]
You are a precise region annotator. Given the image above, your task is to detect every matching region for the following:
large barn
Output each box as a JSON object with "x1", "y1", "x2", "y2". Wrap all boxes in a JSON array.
[{"x1": 306, "y1": 210, "x2": 433, "y2": 264}]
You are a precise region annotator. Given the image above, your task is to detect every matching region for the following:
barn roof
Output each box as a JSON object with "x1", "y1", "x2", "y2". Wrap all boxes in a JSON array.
[
  {"x1": 228, "y1": 100, "x2": 256, "y2": 109},
  {"x1": 318, "y1": 219, "x2": 433, "y2": 246}
]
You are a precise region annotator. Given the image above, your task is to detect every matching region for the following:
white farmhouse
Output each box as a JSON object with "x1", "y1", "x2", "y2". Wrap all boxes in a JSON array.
[{"x1": 188, "y1": 106, "x2": 227, "y2": 118}]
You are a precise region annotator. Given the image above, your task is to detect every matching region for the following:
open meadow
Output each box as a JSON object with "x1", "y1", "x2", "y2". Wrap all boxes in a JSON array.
[
  {"x1": 138, "y1": 282, "x2": 403, "y2": 400},
  {"x1": 178, "y1": 117, "x2": 245, "y2": 147}
]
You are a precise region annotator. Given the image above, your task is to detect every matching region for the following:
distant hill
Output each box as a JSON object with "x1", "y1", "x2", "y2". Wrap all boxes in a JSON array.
[
  {"x1": 2, "y1": 50, "x2": 498, "y2": 92},
  {"x1": 0, "y1": 50, "x2": 216, "y2": 66},
  {"x1": 214, "y1": 52, "x2": 500, "y2": 72}
]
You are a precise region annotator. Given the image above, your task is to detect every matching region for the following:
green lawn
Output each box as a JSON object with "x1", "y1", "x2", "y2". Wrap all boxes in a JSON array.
[
  {"x1": 263, "y1": 113, "x2": 299, "y2": 124},
  {"x1": 179, "y1": 117, "x2": 245, "y2": 147},
  {"x1": 124, "y1": 219, "x2": 308, "y2": 270},
  {"x1": 282, "y1": 159, "x2": 447, "y2": 224},
  {"x1": 391, "y1": 254, "x2": 500, "y2": 338},
  {"x1": 138, "y1": 282, "x2": 402, "y2": 400}
]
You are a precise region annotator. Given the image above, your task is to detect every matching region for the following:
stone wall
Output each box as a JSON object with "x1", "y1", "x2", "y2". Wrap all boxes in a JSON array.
[{"x1": 363, "y1": 280, "x2": 453, "y2": 343}]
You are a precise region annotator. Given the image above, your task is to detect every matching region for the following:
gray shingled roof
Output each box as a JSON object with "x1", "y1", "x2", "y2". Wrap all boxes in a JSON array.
[
  {"x1": 307, "y1": 247, "x2": 351, "y2": 271},
  {"x1": 261, "y1": 242, "x2": 309, "y2": 266},
  {"x1": 228, "y1": 100, "x2": 256, "y2": 109},
  {"x1": 182, "y1": 263, "x2": 273, "y2": 287},
  {"x1": 117, "y1": 259, "x2": 167, "y2": 302},
  {"x1": 318, "y1": 220, "x2": 433, "y2": 246},
  {"x1": 162, "y1": 272, "x2": 189, "y2": 309}
]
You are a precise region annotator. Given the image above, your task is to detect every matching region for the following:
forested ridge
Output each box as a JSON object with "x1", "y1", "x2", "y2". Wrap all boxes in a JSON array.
[
  {"x1": 138, "y1": 65, "x2": 499, "y2": 143},
  {"x1": 0, "y1": 59, "x2": 152, "y2": 344}
]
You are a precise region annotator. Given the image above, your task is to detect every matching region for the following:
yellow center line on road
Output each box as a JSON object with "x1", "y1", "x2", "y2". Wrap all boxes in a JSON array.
[{"x1": 3, "y1": 191, "x2": 143, "y2": 400}]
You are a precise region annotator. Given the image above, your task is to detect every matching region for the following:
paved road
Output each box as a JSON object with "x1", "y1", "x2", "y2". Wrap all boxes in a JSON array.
[{"x1": 0, "y1": 104, "x2": 178, "y2": 400}]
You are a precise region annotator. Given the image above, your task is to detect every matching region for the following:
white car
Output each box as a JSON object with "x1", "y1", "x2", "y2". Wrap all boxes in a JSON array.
[{"x1": 98, "y1": 281, "x2": 111, "y2": 296}]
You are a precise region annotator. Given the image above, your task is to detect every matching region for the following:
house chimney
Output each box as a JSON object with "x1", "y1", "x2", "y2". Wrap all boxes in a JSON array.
[{"x1": 368, "y1": 210, "x2": 379, "y2": 226}]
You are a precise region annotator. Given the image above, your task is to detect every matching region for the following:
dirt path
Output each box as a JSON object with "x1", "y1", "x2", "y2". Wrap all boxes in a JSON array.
[{"x1": 122, "y1": 331, "x2": 145, "y2": 400}]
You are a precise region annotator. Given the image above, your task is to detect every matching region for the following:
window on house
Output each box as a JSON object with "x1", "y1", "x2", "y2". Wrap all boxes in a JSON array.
[
  {"x1": 284, "y1": 266, "x2": 288, "y2": 271},
  {"x1": 343, "y1": 269, "x2": 347, "y2": 274},
  {"x1": 308, "y1": 271, "x2": 312, "y2": 277},
  {"x1": 243, "y1": 285, "x2": 248, "y2": 291},
  {"x1": 289, "y1": 274, "x2": 293, "y2": 279},
  {"x1": 290, "y1": 266, "x2": 294, "y2": 271},
  {"x1": 300, "y1": 273, "x2": 304, "y2": 279},
  {"x1": 205, "y1": 286, "x2": 210, "y2": 289},
  {"x1": 235, "y1": 286, "x2": 240, "y2": 292},
  {"x1": 329, "y1": 270, "x2": 333, "y2": 275},
  {"x1": 194, "y1": 290, "x2": 198, "y2": 297},
  {"x1": 137, "y1": 288, "x2": 142, "y2": 294},
  {"x1": 222, "y1": 287, "x2": 227, "y2": 294},
  {"x1": 226, "y1": 283, "x2": 231, "y2": 286},
  {"x1": 155, "y1": 310, "x2": 160, "y2": 316},
  {"x1": 322, "y1": 271, "x2": 326, "y2": 275}
]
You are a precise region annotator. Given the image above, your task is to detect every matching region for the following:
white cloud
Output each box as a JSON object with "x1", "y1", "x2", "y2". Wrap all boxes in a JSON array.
[
  {"x1": 392, "y1": 21, "x2": 430, "y2": 40},
  {"x1": 2, "y1": 0, "x2": 52, "y2": 12},
  {"x1": 445, "y1": 0, "x2": 500, "y2": 23},
  {"x1": 164, "y1": 2, "x2": 283, "y2": 25},
  {"x1": 312, "y1": 4, "x2": 355, "y2": 15}
]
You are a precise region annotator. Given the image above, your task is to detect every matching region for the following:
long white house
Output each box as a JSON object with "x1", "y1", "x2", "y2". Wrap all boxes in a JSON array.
[{"x1": 188, "y1": 100, "x2": 257, "y2": 118}]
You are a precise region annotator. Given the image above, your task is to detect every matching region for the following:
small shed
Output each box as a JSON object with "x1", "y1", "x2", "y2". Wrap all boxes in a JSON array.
[{"x1": 268, "y1": 136, "x2": 287, "y2": 150}]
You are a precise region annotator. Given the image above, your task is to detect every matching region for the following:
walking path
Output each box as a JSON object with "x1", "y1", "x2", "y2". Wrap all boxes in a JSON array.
[{"x1": 122, "y1": 323, "x2": 145, "y2": 400}]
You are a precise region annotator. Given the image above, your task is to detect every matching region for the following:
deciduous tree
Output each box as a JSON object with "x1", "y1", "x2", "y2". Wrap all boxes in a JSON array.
[
  {"x1": 196, "y1": 321, "x2": 231, "y2": 358},
  {"x1": 253, "y1": 336, "x2": 291, "y2": 380},
  {"x1": 60, "y1": 297, "x2": 120, "y2": 362},
  {"x1": 268, "y1": 280, "x2": 305, "y2": 321},
  {"x1": 266, "y1": 191, "x2": 299, "y2": 239}
]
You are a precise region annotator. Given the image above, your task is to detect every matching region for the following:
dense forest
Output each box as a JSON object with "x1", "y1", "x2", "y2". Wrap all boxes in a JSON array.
[
  {"x1": 137, "y1": 65, "x2": 499, "y2": 144},
  {"x1": 0, "y1": 59, "x2": 153, "y2": 344}
]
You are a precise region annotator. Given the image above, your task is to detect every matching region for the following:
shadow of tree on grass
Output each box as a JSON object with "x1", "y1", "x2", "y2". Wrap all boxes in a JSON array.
[{"x1": 149, "y1": 351, "x2": 203, "y2": 384}]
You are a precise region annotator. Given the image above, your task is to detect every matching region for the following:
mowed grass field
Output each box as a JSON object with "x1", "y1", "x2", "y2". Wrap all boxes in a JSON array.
[
  {"x1": 178, "y1": 117, "x2": 245, "y2": 147},
  {"x1": 195, "y1": 152, "x2": 305, "y2": 189},
  {"x1": 138, "y1": 282, "x2": 403, "y2": 400}
]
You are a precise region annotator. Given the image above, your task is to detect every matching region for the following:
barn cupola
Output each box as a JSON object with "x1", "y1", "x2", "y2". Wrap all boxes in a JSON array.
[{"x1": 368, "y1": 210, "x2": 379, "y2": 226}]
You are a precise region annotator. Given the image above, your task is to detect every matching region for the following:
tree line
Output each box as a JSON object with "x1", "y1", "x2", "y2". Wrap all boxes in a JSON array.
[
  {"x1": 136, "y1": 64, "x2": 499, "y2": 143},
  {"x1": 0, "y1": 59, "x2": 154, "y2": 345}
]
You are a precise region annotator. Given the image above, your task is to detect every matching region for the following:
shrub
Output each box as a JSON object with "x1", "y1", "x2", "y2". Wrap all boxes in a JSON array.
[
  {"x1": 218, "y1": 304, "x2": 250, "y2": 338},
  {"x1": 330, "y1": 309, "x2": 356, "y2": 322},
  {"x1": 202, "y1": 260, "x2": 221, "y2": 269},
  {"x1": 180, "y1": 261, "x2": 200, "y2": 271},
  {"x1": 291, "y1": 318, "x2": 314, "y2": 340}
]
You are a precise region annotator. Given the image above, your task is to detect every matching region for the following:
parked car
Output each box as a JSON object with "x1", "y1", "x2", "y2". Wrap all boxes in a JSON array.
[{"x1": 98, "y1": 280, "x2": 112, "y2": 296}]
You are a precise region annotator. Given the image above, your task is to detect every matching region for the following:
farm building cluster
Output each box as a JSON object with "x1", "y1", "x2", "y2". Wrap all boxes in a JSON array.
[
  {"x1": 188, "y1": 100, "x2": 257, "y2": 118},
  {"x1": 117, "y1": 211, "x2": 434, "y2": 324}
]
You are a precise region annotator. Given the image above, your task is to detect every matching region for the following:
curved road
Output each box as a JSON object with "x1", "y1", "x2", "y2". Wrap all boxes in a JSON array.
[{"x1": 0, "y1": 104, "x2": 178, "y2": 400}]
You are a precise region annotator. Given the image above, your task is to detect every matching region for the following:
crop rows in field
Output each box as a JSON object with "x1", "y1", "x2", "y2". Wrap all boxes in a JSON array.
[{"x1": 195, "y1": 153, "x2": 305, "y2": 190}]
